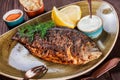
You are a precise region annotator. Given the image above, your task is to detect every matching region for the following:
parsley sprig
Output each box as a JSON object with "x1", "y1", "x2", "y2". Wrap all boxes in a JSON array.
[{"x1": 18, "y1": 20, "x2": 55, "y2": 42}]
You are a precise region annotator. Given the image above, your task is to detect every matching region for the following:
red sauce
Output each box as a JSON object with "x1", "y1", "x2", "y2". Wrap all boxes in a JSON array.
[{"x1": 6, "y1": 13, "x2": 21, "y2": 21}]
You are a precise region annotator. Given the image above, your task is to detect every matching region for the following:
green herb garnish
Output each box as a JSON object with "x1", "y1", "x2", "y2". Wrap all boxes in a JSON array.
[{"x1": 18, "y1": 20, "x2": 55, "y2": 42}]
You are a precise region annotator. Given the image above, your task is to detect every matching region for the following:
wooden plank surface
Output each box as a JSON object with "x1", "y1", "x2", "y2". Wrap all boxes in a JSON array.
[{"x1": 0, "y1": 0, "x2": 120, "y2": 80}]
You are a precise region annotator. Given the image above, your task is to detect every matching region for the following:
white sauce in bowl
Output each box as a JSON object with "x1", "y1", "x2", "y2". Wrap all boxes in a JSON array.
[
  {"x1": 77, "y1": 15, "x2": 102, "y2": 32},
  {"x1": 8, "y1": 43, "x2": 45, "y2": 71}
]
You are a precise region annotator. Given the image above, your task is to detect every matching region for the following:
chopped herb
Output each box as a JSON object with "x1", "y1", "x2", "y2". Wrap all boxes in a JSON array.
[{"x1": 18, "y1": 20, "x2": 55, "y2": 42}]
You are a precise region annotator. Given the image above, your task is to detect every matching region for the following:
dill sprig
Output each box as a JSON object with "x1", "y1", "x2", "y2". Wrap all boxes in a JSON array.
[{"x1": 18, "y1": 20, "x2": 55, "y2": 42}]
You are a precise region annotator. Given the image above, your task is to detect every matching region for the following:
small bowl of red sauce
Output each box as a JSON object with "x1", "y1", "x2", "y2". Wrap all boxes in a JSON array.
[{"x1": 3, "y1": 9, "x2": 24, "y2": 29}]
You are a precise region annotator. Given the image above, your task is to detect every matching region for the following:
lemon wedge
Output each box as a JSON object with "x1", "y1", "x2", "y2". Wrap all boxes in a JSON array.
[{"x1": 51, "y1": 5, "x2": 81, "y2": 29}]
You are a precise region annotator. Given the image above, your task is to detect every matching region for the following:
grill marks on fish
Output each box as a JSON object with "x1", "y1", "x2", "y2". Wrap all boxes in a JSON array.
[{"x1": 12, "y1": 27, "x2": 102, "y2": 65}]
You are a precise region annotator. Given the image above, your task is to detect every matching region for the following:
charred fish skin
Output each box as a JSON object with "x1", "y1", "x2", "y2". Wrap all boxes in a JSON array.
[{"x1": 12, "y1": 27, "x2": 102, "y2": 65}]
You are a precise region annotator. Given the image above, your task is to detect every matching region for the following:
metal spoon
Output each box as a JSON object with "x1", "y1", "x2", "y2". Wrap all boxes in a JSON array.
[
  {"x1": 88, "y1": 0, "x2": 92, "y2": 18},
  {"x1": 23, "y1": 65, "x2": 48, "y2": 80}
]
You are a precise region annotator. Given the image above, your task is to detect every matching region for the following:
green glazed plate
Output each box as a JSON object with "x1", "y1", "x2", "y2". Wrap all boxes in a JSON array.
[{"x1": 0, "y1": 1, "x2": 119, "y2": 80}]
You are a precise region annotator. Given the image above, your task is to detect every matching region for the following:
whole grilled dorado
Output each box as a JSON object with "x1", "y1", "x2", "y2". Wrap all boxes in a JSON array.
[{"x1": 12, "y1": 27, "x2": 102, "y2": 65}]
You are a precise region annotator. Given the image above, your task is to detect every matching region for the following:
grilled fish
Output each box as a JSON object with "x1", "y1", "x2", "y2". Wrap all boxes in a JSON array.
[{"x1": 12, "y1": 27, "x2": 102, "y2": 65}]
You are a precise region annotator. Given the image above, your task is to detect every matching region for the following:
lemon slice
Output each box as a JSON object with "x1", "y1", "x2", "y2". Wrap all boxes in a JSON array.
[
  {"x1": 51, "y1": 5, "x2": 81, "y2": 29},
  {"x1": 60, "y1": 5, "x2": 81, "y2": 23},
  {"x1": 52, "y1": 7, "x2": 75, "y2": 28}
]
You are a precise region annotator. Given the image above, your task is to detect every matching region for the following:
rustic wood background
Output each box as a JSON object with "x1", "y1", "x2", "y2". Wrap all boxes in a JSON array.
[{"x1": 0, "y1": 0, "x2": 120, "y2": 80}]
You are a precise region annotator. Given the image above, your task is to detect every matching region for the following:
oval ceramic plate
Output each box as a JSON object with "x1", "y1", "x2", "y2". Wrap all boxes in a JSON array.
[{"x1": 0, "y1": 1, "x2": 119, "y2": 80}]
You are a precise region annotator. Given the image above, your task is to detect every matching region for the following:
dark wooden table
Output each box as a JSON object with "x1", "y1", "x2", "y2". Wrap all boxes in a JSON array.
[{"x1": 0, "y1": 0, "x2": 120, "y2": 80}]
